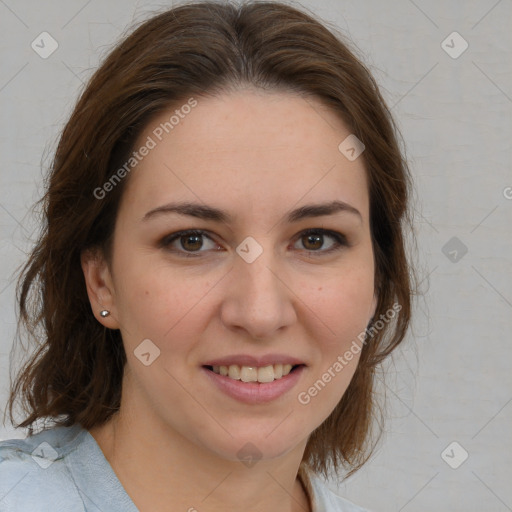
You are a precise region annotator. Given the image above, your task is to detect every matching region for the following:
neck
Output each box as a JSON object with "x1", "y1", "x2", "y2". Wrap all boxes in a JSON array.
[{"x1": 88, "y1": 390, "x2": 311, "y2": 512}]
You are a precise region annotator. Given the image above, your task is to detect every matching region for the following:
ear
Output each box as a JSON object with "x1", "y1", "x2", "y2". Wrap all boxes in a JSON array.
[{"x1": 81, "y1": 248, "x2": 120, "y2": 329}]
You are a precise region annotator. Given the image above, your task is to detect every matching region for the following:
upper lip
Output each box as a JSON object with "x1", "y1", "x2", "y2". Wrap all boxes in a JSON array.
[{"x1": 202, "y1": 354, "x2": 305, "y2": 367}]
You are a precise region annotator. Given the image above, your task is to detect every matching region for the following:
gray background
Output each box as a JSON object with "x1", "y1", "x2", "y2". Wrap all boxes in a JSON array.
[{"x1": 1, "y1": 1, "x2": 511, "y2": 510}]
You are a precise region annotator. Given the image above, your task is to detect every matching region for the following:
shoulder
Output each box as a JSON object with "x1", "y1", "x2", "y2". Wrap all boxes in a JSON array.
[
  {"x1": 0, "y1": 423, "x2": 87, "y2": 511},
  {"x1": 308, "y1": 472, "x2": 372, "y2": 512}
]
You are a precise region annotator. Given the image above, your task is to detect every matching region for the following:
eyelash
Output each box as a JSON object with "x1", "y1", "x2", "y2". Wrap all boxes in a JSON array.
[{"x1": 159, "y1": 228, "x2": 348, "y2": 258}]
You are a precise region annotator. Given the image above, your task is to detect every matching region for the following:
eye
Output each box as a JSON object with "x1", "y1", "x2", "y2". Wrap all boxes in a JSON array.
[
  {"x1": 292, "y1": 228, "x2": 348, "y2": 254},
  {"x1": 160, "y1": 228, "x2": 348, "y2": 258},
  {"x1": 160, "y1": 229, "x2": 221, "y2": 256}
]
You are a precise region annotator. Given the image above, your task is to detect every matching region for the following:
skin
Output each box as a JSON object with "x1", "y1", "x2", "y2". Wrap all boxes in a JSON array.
[{"x1": 82, "y1": 88, "x2": 377, "y2": 512}]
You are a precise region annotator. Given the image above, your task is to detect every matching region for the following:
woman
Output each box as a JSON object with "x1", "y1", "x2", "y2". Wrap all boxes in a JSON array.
[{"x1": 0, "y1": 1, "x2": 414, "y2": 510}]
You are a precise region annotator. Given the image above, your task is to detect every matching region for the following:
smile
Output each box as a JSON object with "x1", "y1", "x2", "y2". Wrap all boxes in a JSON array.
[
  {"x1": 206, "y1": 363, "x2": 298, "y2": 383},
  {"x1": 202, "y1": 364, "x2": 305, "y2": 404}
]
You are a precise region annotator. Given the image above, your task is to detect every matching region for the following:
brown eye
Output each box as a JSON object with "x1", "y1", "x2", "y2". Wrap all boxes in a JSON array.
[
  {"x1": 180, "y1": 233, "x2": 203, "y2": 251},
  {"x1": 302, "y1": 233, "x2": 323, "y2": 250},
  {"x1": 160, "y1": 230, "x2": 219, "y2": 256},
  {"x1": 293, "y1": 229, "x2": 348, "y2": 254}
]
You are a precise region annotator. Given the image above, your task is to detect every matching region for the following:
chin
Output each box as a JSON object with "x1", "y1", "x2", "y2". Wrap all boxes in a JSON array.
[{"x1": 195, "y1": 423, "x2": 307, "y2": 464}]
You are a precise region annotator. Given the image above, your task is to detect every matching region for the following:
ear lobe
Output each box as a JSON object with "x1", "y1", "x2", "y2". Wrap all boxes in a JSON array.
[{"x1": 81, "y1": 248, "x2": 119, "y2": 329}]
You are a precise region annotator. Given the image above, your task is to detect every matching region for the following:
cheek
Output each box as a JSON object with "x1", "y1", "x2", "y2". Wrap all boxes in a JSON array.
[
  {"x1": 113, "y1": 255, "x2": 216, "y2": 347},
  {"x1": 305, "y1": 266, "x2": 375, "y2": 342},
  {"x1": 296, "y1": 271, "x2": 373, "y2": 415}
]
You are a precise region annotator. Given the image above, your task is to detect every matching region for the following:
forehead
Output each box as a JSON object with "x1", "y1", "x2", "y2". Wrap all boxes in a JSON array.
[{"x1": 120, "y1": 89, "x2": 369, "y2": 223}]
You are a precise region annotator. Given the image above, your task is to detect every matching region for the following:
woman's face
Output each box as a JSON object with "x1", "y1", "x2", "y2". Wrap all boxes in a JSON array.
[{"x1": 90, "y1": 89, "x2": 376, "y2": 462}]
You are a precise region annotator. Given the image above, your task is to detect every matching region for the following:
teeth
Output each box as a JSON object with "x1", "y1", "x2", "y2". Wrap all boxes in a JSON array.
[
  {"x1": 257, "y1": 365, "x2": 274, "y2": 383},
  {"x1": 240, "y1": 366, "x2": 258, "y2": 382},
  {"x1": 228, "y1": 365, "x2": 241, "y2": 380},
  {"x1": 211, "y1": 363, "x2": 296, "y2": 383}
]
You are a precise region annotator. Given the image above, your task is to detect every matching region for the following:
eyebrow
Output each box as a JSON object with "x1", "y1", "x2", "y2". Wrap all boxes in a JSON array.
[{"x1": 142, "y1": 199, "x2": 362, "y2": 224}]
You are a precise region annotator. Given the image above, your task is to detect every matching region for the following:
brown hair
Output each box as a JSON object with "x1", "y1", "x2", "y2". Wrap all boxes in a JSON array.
[{"x1": 4, "y1": 0, "x2": 414, "y2": 479}]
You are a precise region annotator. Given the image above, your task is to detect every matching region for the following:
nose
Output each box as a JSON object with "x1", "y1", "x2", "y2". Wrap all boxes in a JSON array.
[{"x1": 220, "y1": 243, "x2": 297, "y2": 341}]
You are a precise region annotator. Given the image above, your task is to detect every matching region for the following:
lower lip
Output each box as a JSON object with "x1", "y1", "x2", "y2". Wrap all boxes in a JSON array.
[{"x1": 202, "y1": 366, "x2": 305, "y2": 404}]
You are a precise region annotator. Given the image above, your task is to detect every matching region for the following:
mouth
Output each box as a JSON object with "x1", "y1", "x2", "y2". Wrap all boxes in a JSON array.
[
  {"x1": 201, "y1": 361, "x2": 306, "y2": 404},
  {"x1": 203, "y1": 363, "x2": 304, "y2": 384}
]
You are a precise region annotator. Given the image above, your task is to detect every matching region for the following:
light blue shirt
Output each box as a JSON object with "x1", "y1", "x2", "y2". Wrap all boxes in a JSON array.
[{"x1": 0, "y1": 423, "x2": 369, "y2": 511}]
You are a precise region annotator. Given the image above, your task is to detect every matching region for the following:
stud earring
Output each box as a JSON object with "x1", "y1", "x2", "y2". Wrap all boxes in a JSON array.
[{"x1": 100, "y1": 310, "x2": 110, "y2": 318}]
